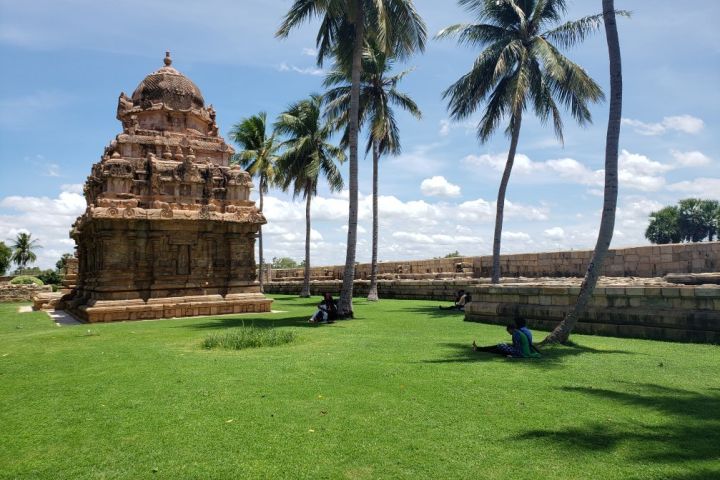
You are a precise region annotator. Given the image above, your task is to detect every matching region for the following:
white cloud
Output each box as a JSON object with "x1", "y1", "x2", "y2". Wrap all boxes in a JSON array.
[
  {"x1": 277, "y1": 62, "x2": 324, "y2": 76},
  {"x1": 260, "y1": 191, "x2": 550, "y2": 264},
  {"x1": 44, "y1": 164, "x2": 61, "y2": 177},
  {"x1": 301, "y1": 47, "x2": 317, "y2": 57},
  {"x1": 420, "y1": 176, "x2": 461, "y2": 197},
  {"x1": 60, "y1": 184, "x2": 84, "y2": 194},
  {"x1": 503, "y1": 231, "x2": 532, "y2": 241},
  {"x1": 436, "y1": 117, "x2": 477, "y2": 137},
  {"x1": 464, "y1": 149, "x2": 699, "y2": 192},
  {"x1": 621, "y1": 114, "x2": 704, "y2": 136},
  {"x1": 438, "y1": 119, "x2": 451, "y2": 136},
  {"x1": 617, "y1": 150, "x2": 671, "y2": 192},
  {"x1": 463, "y1": 153, "x2": 601, "y2": 184},
  {"x1": 0, "y1": 184, "x2": 85, "y2": 269},
  {"x1": 389, "y1": 143, "x2": 446, "y2": 175},
  {"x1": 543, "y1": 227, "x2": 565, "y2": 240},
  {"x1": 667, "y1": 178, "x2": 720, "y2": 199},
  {"x1": 340, "y1": 224, "x2": 367, "y2": 234},
  {"x1": 670, "y1": 150, "x2": 712, "y2": 167}
]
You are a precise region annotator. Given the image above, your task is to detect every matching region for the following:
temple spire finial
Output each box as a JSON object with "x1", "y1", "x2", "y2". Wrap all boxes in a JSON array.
[{"x1": 164, "y1": 51, "x2": 172, "y2": 66}]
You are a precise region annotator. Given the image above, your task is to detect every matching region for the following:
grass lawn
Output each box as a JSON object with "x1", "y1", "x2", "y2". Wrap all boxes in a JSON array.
[{"x1": 1, "y1": 295, "x2": 718, "y2": 480}]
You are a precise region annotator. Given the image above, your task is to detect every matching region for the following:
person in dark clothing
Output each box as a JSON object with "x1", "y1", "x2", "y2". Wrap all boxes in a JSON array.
[
  {"x1": 439, "y1": 290, "x2": 470, "y2": 311},
  {"x1": 472, "y1": 323, "x2": 540, "y2": 358},
  {"x1": 514, "y1": 317, "x2": 540, "y2": 353},
  {"x1": 309, "y1": 293, "x2": 338, "y2": 323}
]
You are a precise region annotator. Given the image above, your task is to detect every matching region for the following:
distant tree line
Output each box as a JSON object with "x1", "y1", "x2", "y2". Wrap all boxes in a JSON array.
[{"x1": 645, "y1": 198, "x2": 719, "y2": 244}]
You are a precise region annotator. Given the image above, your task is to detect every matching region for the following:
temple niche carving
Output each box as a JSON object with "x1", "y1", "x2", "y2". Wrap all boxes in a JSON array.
[{"x1": 66, "y1": 52, "x2": 272, "y2": 322}]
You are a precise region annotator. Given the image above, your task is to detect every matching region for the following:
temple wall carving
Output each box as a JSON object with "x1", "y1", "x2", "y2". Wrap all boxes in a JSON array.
[{"x1": 65, "y1": 53, "x2": 271, "y2": 322}]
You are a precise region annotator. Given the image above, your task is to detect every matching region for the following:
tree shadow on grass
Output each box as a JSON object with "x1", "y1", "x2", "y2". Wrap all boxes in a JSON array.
[
  {"x1": 385, "y1": 305, "x2": 467, "y2": 319},
  {"x1": 420, "y1": 341, "x2": 635, "y2": 368},
  {"x1": 515, "y1": 384, "x2": 720, "y2": 471}
]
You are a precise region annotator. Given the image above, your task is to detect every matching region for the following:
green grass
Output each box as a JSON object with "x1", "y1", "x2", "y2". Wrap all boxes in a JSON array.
[
  {"x1": 202, "y1": 324, "x2": 295, "y2": 350},
  {"x1": 0, "y1": 296, "x2": 718, "y2": 479}
]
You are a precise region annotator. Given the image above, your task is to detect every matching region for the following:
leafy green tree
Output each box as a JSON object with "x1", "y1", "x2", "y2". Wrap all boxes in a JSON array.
[
  {"x1": 55, "y1": 253, "x2": 74, "y2": 273},
  {"x1": 37, "y1": 269, "x2": 62, "y2": 286},
  {"x1": 0, "y1": 242, "x2": 11, "y2": 275},
  {"x1": 272, "y1": 257, "x2": 299, "y2": 269},
  {"x1": 274, "y1": 95, "x2": 345, "y2": 297},
  {"x1": 324, "y1": 39, "x2": 421, "y2": 302},
  {"x1": 645, "y1": 206, "x2": 682, "y2": 244},
  {"x1": 277, "y1": 0, "x2": 426, "y2": 316},
  {"x1": 543, "y1": 0, "x2": 624, "y2": 345},
  {"x1": 230, "y1": 112, "x2": 281, "y2": 292},
  {"x1": 10, "y1": 232, "x2": 42, "y2": 270},
  {"x1": 678, "y1": 198, "x2": 719, "y2": 242},
  {"x1": 444, "y1": 251, "x2": 462, "y2": 258},
  {"x1": 439, "y1": 0, "x2": 613, "y2": 284}
]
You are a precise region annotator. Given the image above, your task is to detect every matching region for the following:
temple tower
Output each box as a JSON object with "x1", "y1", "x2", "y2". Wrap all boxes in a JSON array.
[{"x1": 67, "y1": 53, "x2": 272, "y2": 322}]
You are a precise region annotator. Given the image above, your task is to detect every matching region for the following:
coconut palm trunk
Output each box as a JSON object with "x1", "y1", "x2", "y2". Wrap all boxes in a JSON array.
[
  {"x1": 367, "y1": 139, "x2": 380, "y2": 301},
  {"x1": 338, "y1": 2, "x2": 365, "y2": 317},
  {"x1": 491, "y1": 113, "x2": 522, "y2": 284},
  {"x1": 301, "y1": 180, "x2": 313, "y2": 298},
  {"x1": 543, "y1": 0, "x2": 622, "y2": 344},
  {"x1": 258, "y1": 187, "x2": 265, "y2": 291}
]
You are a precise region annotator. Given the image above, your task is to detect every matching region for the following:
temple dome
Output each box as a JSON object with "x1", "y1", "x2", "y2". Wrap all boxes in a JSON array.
[{"x1": 131, "y1": 52, "x2": 205, "y2": 110}]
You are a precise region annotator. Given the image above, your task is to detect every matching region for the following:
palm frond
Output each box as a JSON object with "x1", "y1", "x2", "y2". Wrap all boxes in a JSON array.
[
  {"x1": 442, "y1": 39, "x2": 510, "y2": 120},
  {"x1": 542, "y1": 11, "x2": 630, "y2": 49}
]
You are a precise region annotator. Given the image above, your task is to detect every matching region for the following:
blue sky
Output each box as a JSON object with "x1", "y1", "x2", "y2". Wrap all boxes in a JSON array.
[{"x1": 1, "y1": 0, "x2": 718, "y2": 269}]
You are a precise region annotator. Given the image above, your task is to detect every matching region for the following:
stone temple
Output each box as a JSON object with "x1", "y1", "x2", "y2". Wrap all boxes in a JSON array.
[{"x1": 65, "y1": 52, "x2": 272, "y2": 322}]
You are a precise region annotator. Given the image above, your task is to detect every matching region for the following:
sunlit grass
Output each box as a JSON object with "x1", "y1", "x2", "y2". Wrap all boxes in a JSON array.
[
  {"x1": 0, "y1": 296, "x2": 718, "y2": 479},
  {"x1": 202, "y1": 323, "x2": 295, "y2": 350}
]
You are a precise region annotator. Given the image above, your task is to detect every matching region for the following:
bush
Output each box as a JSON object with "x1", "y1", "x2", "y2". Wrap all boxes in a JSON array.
[
  {"x1": 10, "y1": 275, "x2": 44, "y2": 286},
  {"x1": 36, "y1": 269, "x2": 63, "y2": 285},
  {"x1": 202, "y1": 324, "x2": 295, "y2": 350}
]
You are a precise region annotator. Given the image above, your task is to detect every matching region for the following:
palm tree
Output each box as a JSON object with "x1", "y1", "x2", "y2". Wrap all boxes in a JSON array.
[
  {"x1": 274, "y1": 95, "x2": 345, "y2": 297},
  {"x1": 438, "y1": 0, "x2": 611, "y2": 284},
  {"x1": 229, "y1": 112, "x2": 280, "y2": 292},
  {"x1": 277, "y1": 0, "x2": 426, "y2": 316},
  {"x1": 324, "y1": 40, "x2": 422, "y2": 301},
  {"x1": 645, "y1": 206, "x2": 682, "y2": 245},
  {"x1": 543, "y1": 0, "x2": 624, "y2": 344},
  {"x1": 10, "y1": 232, "x2": 41, "y2": 270}
]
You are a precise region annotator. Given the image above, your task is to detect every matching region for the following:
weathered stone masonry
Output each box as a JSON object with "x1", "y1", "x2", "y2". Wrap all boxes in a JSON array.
[{"x1": 63, "y1": 53, "x2": 271, "y2": 322}]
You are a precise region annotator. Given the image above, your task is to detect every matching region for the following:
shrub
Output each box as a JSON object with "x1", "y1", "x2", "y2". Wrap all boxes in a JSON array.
[
  {"x1": 10, "y1": 275, "x2": 44, "y2": 286},
  {"x1": 202, "y1": 324, "x2": 295, "y2": 350},
  {"x1": 37, "y1": 269, "x2": 63, "y2": 286}
]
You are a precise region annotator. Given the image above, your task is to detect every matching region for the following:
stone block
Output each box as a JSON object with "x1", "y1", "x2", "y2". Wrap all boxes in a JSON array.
[
  {"x1": 695, "y1": 288, "x2": 720, "y2": 298},
  {"x1": 625, "y1": 288, "x2": 645, "y2": 296}
]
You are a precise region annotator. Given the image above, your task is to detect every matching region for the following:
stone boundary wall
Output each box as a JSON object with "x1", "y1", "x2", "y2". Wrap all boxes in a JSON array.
[
  {"x1": 271, "y1": 242, "x2": 720, "y2": 280},
  {"x1": 0, "y1": 284, "x2": 52, "y2": 302},
  {"x1": 266, "y1": 279, "x2": 479, "y2": 301},
  {"x1": 272, "y1": 257, "x2": 475, "y2": 281},
  {"x1": 265, "y1": 279, "x2": 720, "y2": 343},
  {"x1": 464, "y1": 284, "x2": 720, "y2": 343}
]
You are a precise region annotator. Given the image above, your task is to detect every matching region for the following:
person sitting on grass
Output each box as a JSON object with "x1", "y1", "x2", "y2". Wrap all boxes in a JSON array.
[
  {"x1": 515, "y1": 317, "x2": 541, "y2": 354},
  {"x1": 439, "y1": 290, "x2": 470, "y2": 311},
  {"x1": 472, "y1": 323, "x2": 541, "y2": 359},
  {"x1": 309, "y1": 293, "x2": 338, "y2": 324}
]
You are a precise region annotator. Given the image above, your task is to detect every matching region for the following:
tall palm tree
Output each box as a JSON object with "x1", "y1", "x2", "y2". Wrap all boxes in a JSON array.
[
  {"x1": 10, "y1": 232, "x2": 41, "y2": 270},
  {"x1": 324, "y1": 40, "x2": 422, "y2": 301},
  {"x1": 277, "y1": 0, "x2": 426, "y2": 316},
  {"x1": 229, "y1": 112, "x2": 280, "y2": 292},
  {"x1": 274, "y1": 95, "x2": 345, "y2": 297},
  {"x1": 543, "y1": 0, "x2": 623, "y2": 344},
  {"x1": 439, "y1": 0, "x2": 611, "y2": 284}
]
